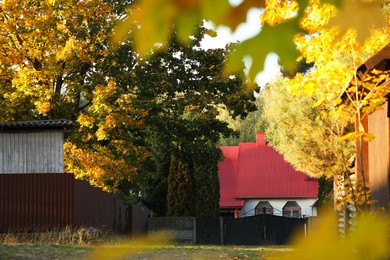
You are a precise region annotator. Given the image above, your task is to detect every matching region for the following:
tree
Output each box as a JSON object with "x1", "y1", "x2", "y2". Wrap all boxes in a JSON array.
[
  {"x1": 134, "y1": 27, "x2": 256, "y2": 216},
  {"x1": 64, "y1": 80, "x2": 147, "y2": 192},
  {"x1": 192, "y1": 142, "x2": 221, "y2": 217},
  {"x1": 217, "y1": 96, "x2": 265, "y2": 146},
  {"x1": 167, "y1": 151, "x2": 194, "y2": 216},
  {"x1": 262, "y1": 76, "x2": 354, "y2": 178},
  {"x1": 261, "y1": 0, "x2": 390, "y2": 211},
  {"x1": 0, "y1": 0, "x2": 151, "y2": 194},
  {"x1": 0, "y1": 0, "x2": 116, "y2": 121}
]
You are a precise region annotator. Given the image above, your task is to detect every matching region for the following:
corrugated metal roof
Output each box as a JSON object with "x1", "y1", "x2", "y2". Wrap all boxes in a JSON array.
[
  {"x1": 0, "y1": 120, "x2": 73, "y2": 129},
  {"x1": 235, "y1": 143, "x2": 318, "y2": 198},
  {"x1": 218, "y1": 133, "x2": 318, "y2": 208},
  {"x1": 218, "y1": 146, "x2": 244, "y2": 209}
]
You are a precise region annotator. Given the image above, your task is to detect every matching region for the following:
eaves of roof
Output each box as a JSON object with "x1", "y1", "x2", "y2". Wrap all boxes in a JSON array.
[{"x1": 0, "y1": 120, "x2": 73, "y2": 131}]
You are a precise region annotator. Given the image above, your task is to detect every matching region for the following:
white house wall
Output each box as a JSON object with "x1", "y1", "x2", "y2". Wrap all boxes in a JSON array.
[
  {"x1": 240, "y1": 198, "x2": 318, "y2": 218},
  {"x1": 0, "y1": 131, "x2": 64, "y2": 173}
]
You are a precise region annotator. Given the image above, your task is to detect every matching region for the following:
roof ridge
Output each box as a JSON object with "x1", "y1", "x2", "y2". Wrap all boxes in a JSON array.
[{"x1": 0, "y1": 120, "x2": 73, "y2": 128}]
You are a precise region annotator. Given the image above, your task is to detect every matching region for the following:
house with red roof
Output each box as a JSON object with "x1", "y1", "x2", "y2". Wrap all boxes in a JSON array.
[{"x1": 218, "y1": 132, "x2": 318, "y2": 218}]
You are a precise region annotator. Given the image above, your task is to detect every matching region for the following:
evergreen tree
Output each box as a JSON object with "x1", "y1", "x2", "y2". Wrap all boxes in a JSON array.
[
  {"x1": 192, "y1": 143, "x2": 222, "y2": 217},
  {"x1": 167, "y1": 151, "x2": 194, "y2": 216}
]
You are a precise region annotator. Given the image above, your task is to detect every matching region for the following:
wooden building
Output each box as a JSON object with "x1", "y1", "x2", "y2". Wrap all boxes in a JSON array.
[
  {"x1": 355, "y1": 44, "x2": 390, "y2": 212},
  {"x1": 0, "y1": 120, "x2": 132, "y2": 233},
  {"x1": 0, "y1": 120, "x2": 72, "y2": 174},
  {"x1": 336, "y1": 44, "x2": 390, "y2": 235}
]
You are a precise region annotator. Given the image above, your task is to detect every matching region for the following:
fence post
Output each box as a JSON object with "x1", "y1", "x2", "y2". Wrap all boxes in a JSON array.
[
  {"x1": 220, "y1": 217, "x2": 224, "y2": 245},
  {"x1": 192, "y1": 217, "x2": 196, "y2": 244}
]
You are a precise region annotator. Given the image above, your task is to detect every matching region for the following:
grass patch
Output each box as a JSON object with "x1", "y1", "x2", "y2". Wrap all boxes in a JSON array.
[
  {"x1": 125, "y1": 245, "x2": 292, "y2": 259},
  {"x1": 0, "y1": 244, "x2": 89, "y2": 259},
  {"x1": 0, "y1": 230, "x2": 292, "y2": 259},
  {"x1": 0, "y1": 243, "x2": 292, "y2": 259}
]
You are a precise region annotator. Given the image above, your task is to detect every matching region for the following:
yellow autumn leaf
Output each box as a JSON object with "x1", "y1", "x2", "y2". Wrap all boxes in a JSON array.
[
  {"x1": 339, "y1": 132, "x2": 360, "y2": 141},
  {"x1": 327, "y1": 0, "x2": 386, "y2": 43},
  {"x1": 313, "y1": 97, "x2": 325, "y2": 108},
  {"x1": 363, "y1": 132, "x2": 375, "y2": 142},
  {"x1": 87, "y1": 232, "x2": 172, "y2": 260},
  {"x1": 278, "y1": 213, "x2": 390, "y2": 260}
]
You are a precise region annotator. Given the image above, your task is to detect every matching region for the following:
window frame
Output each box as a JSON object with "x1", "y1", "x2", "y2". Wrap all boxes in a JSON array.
[
  {"x1": 282, "y1": 201, "x2": 301, "y2": 218},
  {"x1": 255, "y1": 201, "x2": 274, "y2": 215}
]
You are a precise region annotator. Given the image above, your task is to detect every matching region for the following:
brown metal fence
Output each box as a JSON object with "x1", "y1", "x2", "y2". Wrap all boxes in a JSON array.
[{"x1": 0, "y1": 173, "x2": 126, "y2": 233}]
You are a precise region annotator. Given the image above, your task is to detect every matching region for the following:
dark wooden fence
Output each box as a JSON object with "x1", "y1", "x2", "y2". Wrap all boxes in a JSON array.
[
  {"x1": 196, "y1": 217, "x2": 222, "y2": 244},
  {"x1": 0, "y1": 173, "x2": 127, "y2": 233},
  {"x1": 147, "y1": 215, "x2": 307, "y2": 245},
  {"x1": 223, "y1": 214, "x2": 306, "y2": 245},
  {"x1": 147, "y1": 217, "x2": 195, "y2": 243}
]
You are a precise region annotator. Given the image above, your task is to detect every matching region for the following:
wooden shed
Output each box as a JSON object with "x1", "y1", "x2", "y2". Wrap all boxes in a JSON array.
[
  {"x1": 0, "y1": 120, "x2": 132, "y2": 233},
  {"x1": 336, "y1": 43, "x2": 390, "y2": 230},
  {"x1": 353, "y1": 44, "x2": 390, "y2": 212},
  {"x1": 0, "y1": 120, "x2": 72, "y2": 174}
]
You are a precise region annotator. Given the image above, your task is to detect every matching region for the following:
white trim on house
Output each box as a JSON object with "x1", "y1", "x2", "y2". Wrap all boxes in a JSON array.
[{"x1": 239, "y1": 198, "x2": 318, "y2": 218}]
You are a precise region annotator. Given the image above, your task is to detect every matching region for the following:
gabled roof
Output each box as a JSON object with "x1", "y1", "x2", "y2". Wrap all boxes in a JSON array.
[
  {"x1": 358, "y1": 43, "x2": 390, "y2": 73},
  {"x1": 218, "y1": 132, "x2": 318, "y2": 209},
  {"x1": 218, "y1": 146, "x2": 244, "y2": 209},
  {"x1": 234, "y1": 142, "x2": 317, "y2": 198}
]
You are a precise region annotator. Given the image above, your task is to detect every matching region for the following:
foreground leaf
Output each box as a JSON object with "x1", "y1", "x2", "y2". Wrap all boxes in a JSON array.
[
  {"x1": 227, "y1": 20, "x2": 301, "y2": 80},
  {"x1": 327, "y1": 0, "x2": 386, "y2": 43},
  {"x1": 87, "y1": 232, "x2": 172, "y2": 259},
  {"x1": 279, "y1": 214, "x2": 390, "y2": 260}
]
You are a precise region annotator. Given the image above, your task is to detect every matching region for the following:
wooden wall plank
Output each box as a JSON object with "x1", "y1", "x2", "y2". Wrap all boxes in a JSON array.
[
  {"x1": 368, "y1": 102, "x2": 390, "y2": 211},
  {"x1": 0, "y1": 131, "x2": 64, "y2": 173}
]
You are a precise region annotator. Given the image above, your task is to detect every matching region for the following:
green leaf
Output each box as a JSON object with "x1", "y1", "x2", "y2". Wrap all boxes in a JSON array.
[
  {"x1": 227, "y1": 20, "x2": 301, "y2": 81},
  {"x1": 321, "y1": 0, "x2": 342, "y2": 7},
  {"x1": 116, "y1": 0, "x2": 176, "y2": 56},
  {"x1": 201, "y1": 0, "x2": 231, "y2": 25},
  {"x1": 176, "y1": 9, "x2": 201, "y2": 45}
]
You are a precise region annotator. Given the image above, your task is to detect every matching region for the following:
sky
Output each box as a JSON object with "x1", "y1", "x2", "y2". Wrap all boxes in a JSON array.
[{"x1": 200, "y1": 6, "x2": 281, "y2": 88}]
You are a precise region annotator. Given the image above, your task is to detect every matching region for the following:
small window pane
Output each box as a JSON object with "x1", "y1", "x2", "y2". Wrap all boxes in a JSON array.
[
  {"x1": 283, "y1": 201, "x2": 301, "y2": 218},
  {"x1": 255, "y1": 201, "x2": 273, "y2": 215}
]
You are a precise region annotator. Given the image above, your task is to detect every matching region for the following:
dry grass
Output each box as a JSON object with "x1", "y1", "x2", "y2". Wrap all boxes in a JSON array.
[{"x1": 0, "y1": 226, "x2": 105, "y2": 245}]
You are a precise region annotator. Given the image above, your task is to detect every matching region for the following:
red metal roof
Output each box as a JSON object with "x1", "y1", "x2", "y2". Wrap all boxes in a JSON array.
[
  {"x1": 235, "y1": 143, "x2": 318, "y2": 198},
  {"x1": 218, "y1": 146, "x2": 244, "y2": 209},
  {"x1": 218, "y1": 133, "x2": 318, "y2": 208}
]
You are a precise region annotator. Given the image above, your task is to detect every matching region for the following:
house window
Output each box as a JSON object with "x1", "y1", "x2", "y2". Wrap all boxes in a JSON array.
[
  {"x1": 255, "y1": 201, "x2": 273, "y2": 215},
  {"x1": 283, "y1": 201, "x2": 301, "y2": 218}
]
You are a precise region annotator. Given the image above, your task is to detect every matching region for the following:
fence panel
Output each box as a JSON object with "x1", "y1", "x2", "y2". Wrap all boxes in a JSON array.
[
  {"x1": 195, "y1": 218, "x2": 221, "y2": 244},
  {"x1": 0, "y1": 173, "x2": 74, "y2": 232},
  {"x1": 224, "y1": 215, "x2": 306, "y2": 245},
  {"x1": 74, "y1": 180, "x2": 114, "y2": 230},
  {"x1": 147, "y1": 217, "x2": 195, "y2": 243},
  {"x1": 0, "y1": 173, "x2": 127, "y2": 233}
]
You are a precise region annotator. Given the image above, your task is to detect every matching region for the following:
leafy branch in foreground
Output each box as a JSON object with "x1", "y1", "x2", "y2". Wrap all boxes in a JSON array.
[{"x1": 114, "y1": 0, "x2": 386, "y2": 83}]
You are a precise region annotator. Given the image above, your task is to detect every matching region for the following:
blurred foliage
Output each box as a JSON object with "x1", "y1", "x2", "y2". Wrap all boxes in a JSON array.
[
  {"x1": 87, "y1": 232, "x2": 172, "y2": 259},
  {"x1": 114, "y1": 0, "x2": 386, "y2": 83},
  {"x1": 279, "y1": 213, "x2": 390, "y2": 260}
]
